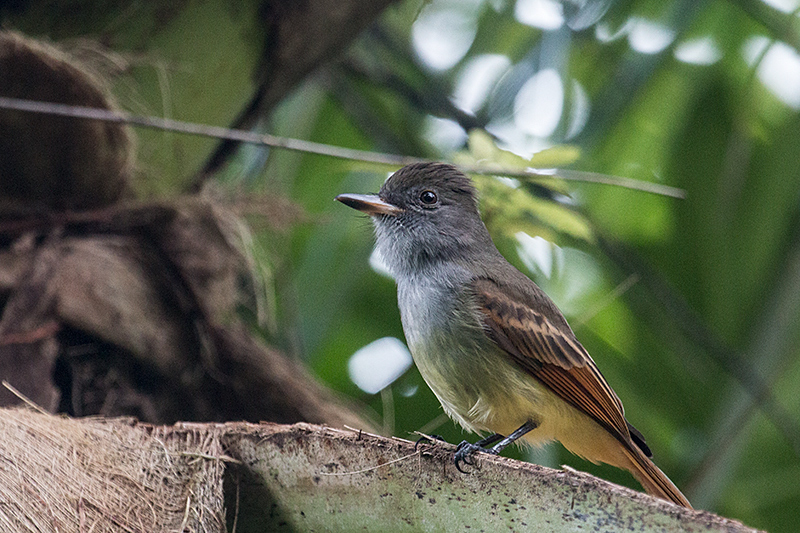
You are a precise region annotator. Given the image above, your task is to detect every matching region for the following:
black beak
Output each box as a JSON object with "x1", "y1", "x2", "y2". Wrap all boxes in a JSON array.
[{"x1": 335, "y1": 193, "x2": 403, "y2": 216}]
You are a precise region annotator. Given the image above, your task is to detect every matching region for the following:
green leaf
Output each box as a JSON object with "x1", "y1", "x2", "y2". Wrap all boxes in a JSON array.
[
  {"x1": 477, "y1": 178, "x2": 593, "y2": 243},
  {"x1": 528, "y1": 145, "x2": 582, "y2": 168}
]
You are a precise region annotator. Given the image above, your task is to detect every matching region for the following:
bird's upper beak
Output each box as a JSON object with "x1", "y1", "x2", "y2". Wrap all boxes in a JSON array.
[{"x1": 335, "y1": 193, "x2": 403, "y2": 216}]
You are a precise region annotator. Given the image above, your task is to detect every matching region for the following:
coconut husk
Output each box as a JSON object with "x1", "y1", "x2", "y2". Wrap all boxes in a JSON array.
[
  {"x1": 0, "y1": 408, "x2": 225, "y2": 532},
  {"x1": 0, "y1": 199, "x2": 369, "y2": 430},
  {"x1": 0, "y1": 30, "x2": 135, "y2": 214},
  {"x1": 0, "y1": 30, "x2": 370, "y2": 432}
]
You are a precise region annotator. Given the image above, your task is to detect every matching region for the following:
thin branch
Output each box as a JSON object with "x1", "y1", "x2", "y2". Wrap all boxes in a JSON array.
[
  {"x1": 178, "y1": 452, "x2": 242, "y2": 464},
  {"x1": 0, "y1": 321, "x2": 61, "y2": 346},
  {"x1": 728, "y1": 0, "x2": 800, "y2": 57},
  {"x1": 463, "y1": 167, "x2": 686, "y2": 199},
  {"x1": 574, "y1": 273, "x2": 641, "y2": 327},
  {"x1": 2, "y1": 381, "x2": 49, "y2": 415},
  {"x1": 0, "y1": 96, "x2": 416, "y2": 165},
  {"x1": 177, "y1": 494, "x2": 192, "y2": 533},
  {"x1": 317, "y1": 450, "x2": 421, "y2": 476},
  {"x1": 0, "y1": 97, "x2": 685, "y2": 198}
]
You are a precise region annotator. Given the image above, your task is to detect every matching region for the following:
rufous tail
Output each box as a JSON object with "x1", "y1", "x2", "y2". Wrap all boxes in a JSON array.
[{"x1": 622, "y1": 445, "x2": 692, "y2": 508}]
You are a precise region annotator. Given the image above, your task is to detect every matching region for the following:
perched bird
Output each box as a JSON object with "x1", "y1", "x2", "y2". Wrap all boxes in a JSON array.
[{"x1": 336, "y1": 162, "x2": 691, "y2": 508}]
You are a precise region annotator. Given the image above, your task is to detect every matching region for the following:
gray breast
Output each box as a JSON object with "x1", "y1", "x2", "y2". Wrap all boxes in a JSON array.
[
  {"x1": 395, "y1": 265, "x2": 513, "y2": 428},
  {"x1": 396, "y1": 263, "x2": 477, "y2": 348}
]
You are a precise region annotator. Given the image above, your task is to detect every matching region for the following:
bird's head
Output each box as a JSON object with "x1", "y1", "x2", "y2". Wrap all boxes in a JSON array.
[{"x1": 336, "y1": 162, "x2": 492, "y2": 277}]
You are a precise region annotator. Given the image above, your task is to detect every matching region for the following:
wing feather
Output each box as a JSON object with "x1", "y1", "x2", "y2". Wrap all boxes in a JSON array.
[{"x1": 473, "y1": 277, "x2": 632, "y2": 446}]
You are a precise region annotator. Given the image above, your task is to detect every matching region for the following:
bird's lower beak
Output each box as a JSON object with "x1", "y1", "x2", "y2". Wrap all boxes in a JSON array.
[{"x1": 335, "y1": 194, "x2": 403, "y2": 216}]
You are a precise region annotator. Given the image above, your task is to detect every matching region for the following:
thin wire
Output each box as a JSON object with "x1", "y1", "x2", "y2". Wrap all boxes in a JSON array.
[{"x1": 0, "y1": 96, "x2": 686, "y2": 198}]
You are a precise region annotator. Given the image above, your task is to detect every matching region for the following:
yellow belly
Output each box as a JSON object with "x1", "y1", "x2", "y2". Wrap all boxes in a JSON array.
[{"x1": 413, "y1": 341, "x2": 629, "y2": 468}]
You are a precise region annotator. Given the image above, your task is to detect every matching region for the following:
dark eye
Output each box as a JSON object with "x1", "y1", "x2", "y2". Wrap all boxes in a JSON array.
[{"x1": 419, "y1": 190, "x2": 438, "y2": 205}]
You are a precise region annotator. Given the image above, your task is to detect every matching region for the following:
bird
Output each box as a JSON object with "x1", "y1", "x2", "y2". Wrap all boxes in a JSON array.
[{"x1": 335, "y1": 161, "x2": 692, "y2": 508}]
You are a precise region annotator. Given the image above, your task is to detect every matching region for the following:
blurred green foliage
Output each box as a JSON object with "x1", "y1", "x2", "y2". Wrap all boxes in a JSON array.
[
  {"x1": 6, "y1": 0, "x2": 800, "y2": 530},
  {"x1": 261, "y1": 2, "x2": 800, "y2": 531}
]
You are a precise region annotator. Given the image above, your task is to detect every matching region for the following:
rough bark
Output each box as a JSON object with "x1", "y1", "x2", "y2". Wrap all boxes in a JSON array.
[{"x1": 0, "y1": 408, "x2": 761, "y2": 533}]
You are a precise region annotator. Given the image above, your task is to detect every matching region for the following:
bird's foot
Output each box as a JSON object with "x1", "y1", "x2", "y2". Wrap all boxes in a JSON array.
[
  {"x1": 452, "y1": 423, "x2": 538, "y2": 473},
  {"x1": 454, "y1": 440, "x2": 499, "y2": 473}
]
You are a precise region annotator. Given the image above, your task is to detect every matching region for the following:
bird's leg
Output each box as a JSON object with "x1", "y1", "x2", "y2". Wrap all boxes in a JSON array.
[
  {"x1": 454, "y1": 420, "x2": 538, "y2": 473},
  {"x1": 486, "y1": 420, "x2": 538, "y2": 454},
  {"x1": 464, "y1": 433, "x2": 506, "y2": 449}
]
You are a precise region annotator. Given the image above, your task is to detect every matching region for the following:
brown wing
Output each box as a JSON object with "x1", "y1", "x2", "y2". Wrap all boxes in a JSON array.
[{"x1": 473, "y1": 277, "x2": 633, "y2": 446}]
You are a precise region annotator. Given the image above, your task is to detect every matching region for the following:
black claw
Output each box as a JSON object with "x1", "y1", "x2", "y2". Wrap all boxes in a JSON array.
[
  {"x1": 454, "y1": 441, "x2": 481, "y2": 473},
  {"x1": 453, "y1": 439, "x2": 505, "y2": 473},
  {"x1": 415, "y1": 434, "x2": 446, "y2": 452}
]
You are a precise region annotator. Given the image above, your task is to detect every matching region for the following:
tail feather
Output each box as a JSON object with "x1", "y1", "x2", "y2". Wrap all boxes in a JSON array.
[{"x1": 622, "y1": 445, "x2": 692, "y2": 508}]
